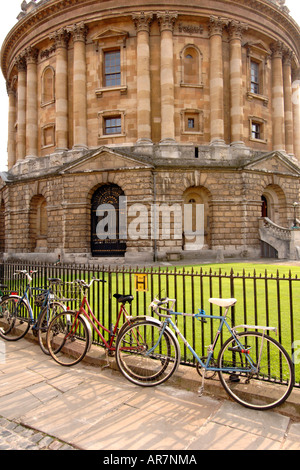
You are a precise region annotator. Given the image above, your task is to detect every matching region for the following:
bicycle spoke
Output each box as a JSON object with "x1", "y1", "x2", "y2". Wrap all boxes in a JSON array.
[{"x1": 218, "y1": 332, "x2": 294, "y2": 410}]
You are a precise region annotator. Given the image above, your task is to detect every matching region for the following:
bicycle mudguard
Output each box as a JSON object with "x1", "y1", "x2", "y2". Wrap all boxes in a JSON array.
[{"x1": 2, "y1": 294, "x2": 30, "y2": 310}]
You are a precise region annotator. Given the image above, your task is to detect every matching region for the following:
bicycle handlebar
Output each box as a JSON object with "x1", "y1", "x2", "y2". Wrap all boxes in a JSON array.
[
  {"x1": 13, "y1": 270, "x2": 38, "y2": 283},
  {"x1": 150, "y1": 297, "x2": 176, "y2": 317},
  {"x1": 74, "y1": 277, "x2": 106, "y2": 290}
]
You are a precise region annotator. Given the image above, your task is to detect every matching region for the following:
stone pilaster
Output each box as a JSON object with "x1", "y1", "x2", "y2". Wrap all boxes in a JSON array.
[
  {"x1": 50, "y1": 28, "x2": 70, "y2": 151},
  {"x1": 15, "y1": 54, "x2": 27, "y2": 161},
  {"x1": 7, "y1": 81, "x2": 16, "y2": 169},
  {"x1": 271, "y1": 41, "x2": 285, "y2": 152},
  {"x1": 283, "y1": 49, "x2": 294, "y2": 156},
  {"x1": 228, "y1": 20, "x2": 248, "y2": 147},
  {"x1": 157, "y1": 11, "x2": 178, "y2": 143},
  {"x1": 292, "y1": 68, "x2": 300, "y2": 160},
  {"x1": 24, "y1": 46, "x2": 39, "y2": 158},
  {"x1": 209, "y1": 16, "x2": 229, "y2": 145},
  {"x1": 71, "y1": 22, "x2": 88, "y2": 149},
  {"x1": 132, "y1": 12, "x2": 153, "y2": 144}
]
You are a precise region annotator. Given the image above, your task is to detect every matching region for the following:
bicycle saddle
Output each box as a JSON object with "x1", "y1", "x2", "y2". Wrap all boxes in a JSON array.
[
  {"x1": 114, "y1": 293, "x2": 134, "y2": 304},
  {"x1": 209, "y1": 298, "x2": 237, "y2": 308}
]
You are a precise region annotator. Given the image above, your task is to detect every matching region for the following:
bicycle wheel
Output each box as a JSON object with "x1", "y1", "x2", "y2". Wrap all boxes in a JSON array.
[
  {"x1": 47, "y1": 311, "x2": 91, "y2": 366},
  {"x1": 36, "y1": 302, "x2": 66, "y2": 355},
  {"x1": 115, "y1": 320, "x2": 180, "y2": 386},
  {"x1": 218, "y1": 331, "x2": 294, "y2": 410},
  {"x1": 0, "y1": 297, "x2": 31, "y2": 341}
]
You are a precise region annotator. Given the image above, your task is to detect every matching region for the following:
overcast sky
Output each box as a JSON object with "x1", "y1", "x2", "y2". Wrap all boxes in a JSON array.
[{"x1": 0, "y1": 0, "x2": 299, "y2": 171}]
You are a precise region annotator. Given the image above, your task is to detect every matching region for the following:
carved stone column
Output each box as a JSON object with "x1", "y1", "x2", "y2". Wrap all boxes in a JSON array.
[
  {"x1": 7, "y1": 81, "x2": 16, "y2": 169},
  {"x1": 71, "y1": 23, "x2": 88, "y2": 149},
  {"x1": 209, "y1": 16, "x2": 229, "y2": 145},
  {"x1": 283, "y1": 49, "x2": 294, "y2": 156},
  {"x1": 15, "y1": 55, "x2": 27, "y2": 161},
  {"x1": 271, "y1": 41, "x2": 285, "y2": 152},
  {"x1": 132, "y1": 12, "x2": 153, "y2": 144},
  {"x1": 292, "y1": 68, "x2": 300, "y2": 160},
  {"x1": 157, "y1": 11, "x2": 178, "y2": 143},
  {"x1": 25, "y1": 47, "x2": 39, "y2": 157},
  {"x1": 51, "y1": 28, "x2": 70, "y2": 151},
  {"x1": 228, "y1": 20, "x2": 248, "y2": 147}
]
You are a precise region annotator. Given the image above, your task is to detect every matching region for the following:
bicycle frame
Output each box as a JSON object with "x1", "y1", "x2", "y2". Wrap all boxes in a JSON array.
[
  {"x1": 155, "y1": 311, "x2": 257, "y2": 374},
  {"x1": 68, "y1": 291, "x2": 132, "y2": 351},
  {"x1": 9, "y1": 271, "x2": 61, "y2": 328},
  {"x1": 149, "y1": 298, "x2": 277, "y2": 376}
]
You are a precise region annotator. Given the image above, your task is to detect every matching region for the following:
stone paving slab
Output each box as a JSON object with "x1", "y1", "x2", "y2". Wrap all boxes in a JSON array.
[{"x1": 0, "y1": 337, "x2": 300, "y2": 451}]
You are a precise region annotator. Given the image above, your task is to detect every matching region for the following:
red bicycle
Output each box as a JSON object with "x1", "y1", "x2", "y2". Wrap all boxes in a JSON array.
[{"x1": 46, "y1": 277, "x2": 141, "y2": 366}]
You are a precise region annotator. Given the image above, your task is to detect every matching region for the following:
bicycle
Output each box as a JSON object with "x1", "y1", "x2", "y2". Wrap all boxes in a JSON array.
[
  {"x1": 46, "y1": 277, "x2": 144, "y2": 366},
  {"x1": 0, "y1": 270, "x2": 67, "y2": 354},
  {"x1": 115, "y1": 297, "x2": 295, "y2": 411}
]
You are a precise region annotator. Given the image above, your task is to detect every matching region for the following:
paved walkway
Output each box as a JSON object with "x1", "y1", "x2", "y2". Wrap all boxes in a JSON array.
[{"x1": 0, "y1": 336, "x2": 300, "y2": 451}]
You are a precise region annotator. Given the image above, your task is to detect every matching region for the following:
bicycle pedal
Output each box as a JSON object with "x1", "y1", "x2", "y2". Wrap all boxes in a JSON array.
[
  {"x1": 229, "y1": 374, "x2": 240, "y2": 383},
  {"x1": 32, "y1": 328, "x2": 38, "y2": 337}
]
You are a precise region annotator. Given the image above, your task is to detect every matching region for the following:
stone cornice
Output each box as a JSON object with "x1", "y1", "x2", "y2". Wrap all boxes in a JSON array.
[{"x1": 1, "y1": 0, "x2": 300, "y2": 79}]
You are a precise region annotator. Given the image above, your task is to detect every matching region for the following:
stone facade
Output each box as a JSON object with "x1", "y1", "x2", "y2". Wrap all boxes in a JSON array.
[{"x1": 0, "y1": 0, "x2": 300, "y2": 263}]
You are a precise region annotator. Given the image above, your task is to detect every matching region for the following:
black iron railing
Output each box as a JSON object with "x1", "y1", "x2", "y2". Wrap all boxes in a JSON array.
[{"x1": 1, "y1": 260, "x2": 299, "y2": 387}]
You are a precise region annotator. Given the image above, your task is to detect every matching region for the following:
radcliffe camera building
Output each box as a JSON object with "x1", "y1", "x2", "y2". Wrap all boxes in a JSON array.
[{"x1": 0, "y1": 0, "x2": 299, "y2": 264}]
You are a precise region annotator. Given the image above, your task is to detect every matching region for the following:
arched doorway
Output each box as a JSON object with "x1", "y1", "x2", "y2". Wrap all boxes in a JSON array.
[
  {"x1": 91, "y1": 184, "x2": 127, "y2": 257},
  {"x1": 261, "y1": 184, "x2": 287, "y2": 226},
  {"x1": 182, "y1": 186, "x2": 211, "y2": 250},
  {"x1": 261, "y1": 195, "x2": 268, "y2": 218}
]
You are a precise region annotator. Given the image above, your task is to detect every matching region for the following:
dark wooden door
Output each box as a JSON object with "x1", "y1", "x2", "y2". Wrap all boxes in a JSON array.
[{"x1": 91, "y1": 184, "x2": 126, "y2": 257}]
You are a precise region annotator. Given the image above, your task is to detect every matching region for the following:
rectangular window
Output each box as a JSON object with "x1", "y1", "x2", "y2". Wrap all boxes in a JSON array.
[
  {"x1": 251, "y1": 122, "x2": 261, "y2": 140},
  {"x1": 250, "y1": 61, "x2": 259, "y2": 94},
  {"x1": 104, "y1": 117, "x2": 122, "y2": 135},
  {"x1": 188, "y1": 118, "x2": 195, "y2": 129},
  {"x1": 104, "y1": 51, "x2": 121, "y2": 87}
]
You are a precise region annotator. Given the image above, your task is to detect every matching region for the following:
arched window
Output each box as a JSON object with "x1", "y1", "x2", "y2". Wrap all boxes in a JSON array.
[
  {"x1": 29, "y1": 195, "x2": 48, "y2": 252},
  {"x1": 180, "y1": 45, "x2": 203, "y2": 87},
  {"x1": 41, "y1": 66, "x2": 55, "y2": 105}
]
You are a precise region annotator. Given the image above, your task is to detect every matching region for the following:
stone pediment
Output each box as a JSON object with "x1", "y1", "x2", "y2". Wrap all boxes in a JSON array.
[
  {"x1": 92, "y1": 28, "x2": 129, "y2": 43},
  {"x1": 241, "y1": 151, "x2": 300, "y2": 177},
  {"x1": 59, "y1": 147, "x2": 153, "y2": 174}
]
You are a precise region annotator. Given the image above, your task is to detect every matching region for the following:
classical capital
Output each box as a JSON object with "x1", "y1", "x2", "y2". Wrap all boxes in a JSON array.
[
  {"x1": 282, "y1": 47, "x2": 294, "y2": 66},
  {"x1": 209, "y1": 16, "x2": 229, "y2": 37},
  {"x1": 132, "y1": 11, "x2": 154, "y2": 33},
  {"x1": 15, "y1": 54, "x2": 27, "y2": 72},
  {"x1": 70, "y1": 22, "x2": 88, "y2": 42},
  {"x1": 50, "y1": 28, "x2": 70, "y2": 48},
  {"x1": 271, "y1": 41, "x2": 284, "y2": 58},
  {"x1": 228, "y1": 20, "x2": 248, "y2": 41},
  {"x1": 157, "y1": 11, "x2": 178, "y2": 33},
  {"x1": 24, "y1": 46, "x2": 39, "y2": 65}
]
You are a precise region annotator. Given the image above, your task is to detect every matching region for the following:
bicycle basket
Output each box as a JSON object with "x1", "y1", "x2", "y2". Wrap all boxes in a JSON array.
[
  {"x1": 52, "y1": 281, "x2": 81, "y2": 304},
  {"x1": 34, "y1": 292, "x2": 47, "y2": 307}
]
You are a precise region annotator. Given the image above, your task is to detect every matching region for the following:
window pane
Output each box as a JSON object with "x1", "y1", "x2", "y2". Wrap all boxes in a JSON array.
[
  {"x1": 252, "y1": 123, "x2": 261, "y2": 139},
  {"x1": 104, "y1": 51, "x2": 121, "y2": 86},
  {"x1": 251, "y1": 61, "x2": 259, "y2": 94},
  {"x1": 105, "y1": 117, "x2": 121, "y2": 135}
]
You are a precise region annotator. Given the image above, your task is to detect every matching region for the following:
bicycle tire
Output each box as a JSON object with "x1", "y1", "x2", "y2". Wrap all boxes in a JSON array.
[
  {"x1": 36, "y1": 302, "x2": 67, "y2": 355},
  {"x1": 0, "y1": 296, "x2": 31, "y2": 341},
  {"x1": 218, "y1": 331, "x2": 294, "y2": 410},
  {"x1": 47, "y1": 311, "x2": 91, "y2": 366},
  {"x1": 115, "y1": 320, "x2": 180, "y2": 387}
]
